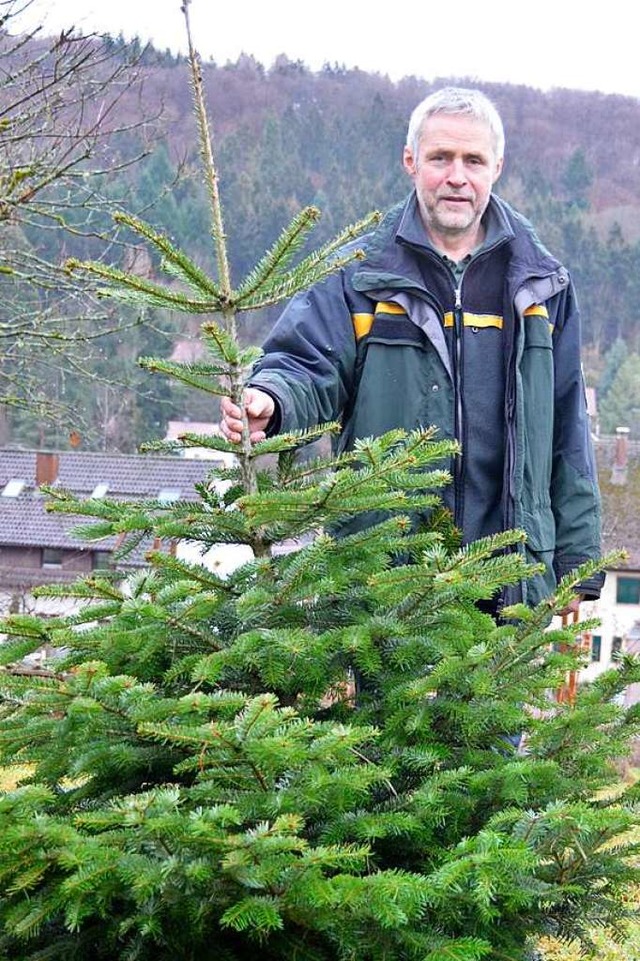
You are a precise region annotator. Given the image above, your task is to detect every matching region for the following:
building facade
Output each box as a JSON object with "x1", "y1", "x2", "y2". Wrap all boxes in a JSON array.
[{"x1": 0, "y1": 448, "x2": 220, "y2": 617}]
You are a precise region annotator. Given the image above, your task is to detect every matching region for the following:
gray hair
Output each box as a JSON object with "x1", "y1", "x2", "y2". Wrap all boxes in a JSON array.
[{"x1": 406, "y1": 87, "x2": 505, "y2": 161}]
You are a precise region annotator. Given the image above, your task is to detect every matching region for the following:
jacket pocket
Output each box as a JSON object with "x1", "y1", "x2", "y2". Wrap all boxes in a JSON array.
[
  {"x1": 522, "y1": 504, "x2": 555, "y2": 551},
  {"x1": 521, "y1": 505, "x2": 557, "y2": 603},
  {"x1": 350, "y1": 336, "x2": 451, "y2": 439}
]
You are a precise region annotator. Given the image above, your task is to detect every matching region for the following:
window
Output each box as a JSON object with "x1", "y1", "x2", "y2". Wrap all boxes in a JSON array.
[
  {"x1": 612, "y1": 636, "x2": 623, "y2": 658},
  {"x1": 42, "y1": 548, "x2": 64, "y2": 568},
  {"x1": 616, "y1": 577, "x2": 640, "y2": 604},
  {"x1": 590, "y1": 635, "x2": 602, "y2": 662},
  {"x1": 92, "y1": 551, "x2": 112, "y2": 571}
]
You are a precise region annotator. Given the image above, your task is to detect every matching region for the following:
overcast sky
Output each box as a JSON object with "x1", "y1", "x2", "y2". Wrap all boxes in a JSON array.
[{"x1": 10, "y1": 0, "x2": 640, "y2": 100}]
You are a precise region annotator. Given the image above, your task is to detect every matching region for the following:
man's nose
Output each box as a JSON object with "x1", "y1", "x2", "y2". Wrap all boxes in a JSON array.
[{"x1": 447, "y1": 158, "x2": 467, "y2": 184}]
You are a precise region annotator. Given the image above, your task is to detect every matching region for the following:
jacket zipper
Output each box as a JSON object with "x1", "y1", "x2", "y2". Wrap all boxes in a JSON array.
[
  {"x1": 504, "y1": 345, "x2": 517, "y2": 532},
  {"x1": 448, "y1": 246, "x2": 505, "y2": 535},
  {"x1": 453, "y1": 284, "x2": 464, "y2": 530}
]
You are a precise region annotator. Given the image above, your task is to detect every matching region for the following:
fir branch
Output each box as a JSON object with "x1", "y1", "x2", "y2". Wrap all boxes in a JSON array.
[
  {"x1": 199, "y1": 318, "x2": 243, "y2": 365},
  {"x1": 234, "y1": 249, "x2": 368, "y2": 312},
  {"x1": 32, "y1": 577, "x2": 124, "y2": 602},
  {"x1": 65, "y1": 257, "x2": 224, "y2": 313},
  {"x1": 112, "y1": 209, "x2": 221, "y2": 298},
  {"x1": 248, "y1": 423, "x2": 342, "y2": 457},
  {"x1": 144, "y1": 550, "x2": 237, "y2": 593},
  {"x1": 220, "y1": 895, "x2": 284, "y2": 933},
  {"x1": 138, "y1": 356, "x2": 233, "y2": 396},
  {"x1": 235, "y1": 206, "x2": 322, "y2": 303},
  {"x1": 237, "y1": 211, "x2": 382, "y2": 311},
  {"x1": 0, "y1": 614, "x2": 52, "y2": 644}
]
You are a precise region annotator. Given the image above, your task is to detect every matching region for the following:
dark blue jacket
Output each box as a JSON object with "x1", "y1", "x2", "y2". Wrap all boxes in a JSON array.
[{"x1": 250, "y1": 193, "x2": 604, "y2": 606}]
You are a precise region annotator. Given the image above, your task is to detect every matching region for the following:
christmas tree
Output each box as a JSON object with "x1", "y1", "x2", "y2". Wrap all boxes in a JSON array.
[{"x1": 1, "y1": 5, "x2": 638, "y2": 959}]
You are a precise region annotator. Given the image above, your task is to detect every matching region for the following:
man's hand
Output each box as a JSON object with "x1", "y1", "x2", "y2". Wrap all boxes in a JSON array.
[
  {"x1": 556, "y1": 595, "x2": 584, "y2": 618},
  {"x1": 220, "y1": 388, "x2": 275, "y2": 444}
]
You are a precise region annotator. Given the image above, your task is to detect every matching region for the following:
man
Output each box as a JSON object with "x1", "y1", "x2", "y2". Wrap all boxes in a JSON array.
[{"x1": 221, "y1": 87, "x2": 603, "y2": 612}]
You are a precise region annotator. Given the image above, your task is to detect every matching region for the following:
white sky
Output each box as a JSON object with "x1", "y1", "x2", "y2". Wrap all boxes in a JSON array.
[{"x1": 10, "y1": 0, "x2": 640, "y2": 100}]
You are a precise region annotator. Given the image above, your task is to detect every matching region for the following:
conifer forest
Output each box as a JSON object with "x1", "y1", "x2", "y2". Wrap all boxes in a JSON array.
[{"x1": 3, "y1": 9, "x2": 640, "y2": 448}]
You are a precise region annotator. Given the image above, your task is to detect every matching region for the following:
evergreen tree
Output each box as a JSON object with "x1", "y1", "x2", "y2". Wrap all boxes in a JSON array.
[
  {"x1": 599, "y1": 337, "x2": 628, "y2": 401},
  {"x1": 561, "y1": 148, "x2": 593, "y2": 211},
  {"x1": 0, "y1": 7, "x2": 639, "y2": 960},
  {"x1": 600, "y1": 351, "x2": 640, "y2": 435}
]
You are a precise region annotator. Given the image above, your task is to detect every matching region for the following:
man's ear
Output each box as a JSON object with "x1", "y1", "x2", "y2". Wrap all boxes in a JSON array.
[
  {"x1": 493, "y1": 156, "x2": 504, "y2": 184},
  {"x1": 403, "y1": 145, "x2": 417, "y2": 177}
]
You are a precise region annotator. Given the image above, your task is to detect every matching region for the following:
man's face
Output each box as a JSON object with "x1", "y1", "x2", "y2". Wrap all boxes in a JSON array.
[{"x1": 403, "y1": 113, "x2": 503, "y2": 248}]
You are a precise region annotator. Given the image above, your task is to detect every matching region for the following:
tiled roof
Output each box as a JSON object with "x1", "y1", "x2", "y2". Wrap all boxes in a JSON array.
[
  {"x1": 0, "y1": 449, "x2": 220, "y2": 499},
  {"x1": 0, "y1": 448, "x2": 221, "y2": 553},
  {"x1": 0, "y1": 498, "x2": 99, "y2": 550}
]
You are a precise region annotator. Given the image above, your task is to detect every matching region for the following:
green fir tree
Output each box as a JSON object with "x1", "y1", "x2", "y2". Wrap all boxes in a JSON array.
[{"x1": 1, "y1": 6, "x2": 639, "y2": 959}]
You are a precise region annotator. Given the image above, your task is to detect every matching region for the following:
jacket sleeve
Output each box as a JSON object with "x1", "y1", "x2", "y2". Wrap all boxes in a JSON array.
[
  {"x1": 550, "y1": 279, "x2": 604, "y2": 599},
  {"x1": 247, "y1": 271, "x2": 358, "y2": 433}
]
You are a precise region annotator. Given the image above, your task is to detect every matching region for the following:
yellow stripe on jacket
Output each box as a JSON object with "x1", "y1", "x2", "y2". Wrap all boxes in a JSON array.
[
  {"x1": 353, "y1": 303, "x2": 553, "y2": 340},
  {"x1": 523, "y1": 303, "x2": 553, "y2": 332},
  {"x1": 351, "y1": 302, "x2": 408, "y2": 341},
  {"x1": 442, "y1": 312, "x2": 503, "y2": 329}
]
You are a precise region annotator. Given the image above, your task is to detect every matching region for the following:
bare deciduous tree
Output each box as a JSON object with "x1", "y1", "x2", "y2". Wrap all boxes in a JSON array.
[{"x1": 0, "y1": 0, "x2": 161, "y2": 445}]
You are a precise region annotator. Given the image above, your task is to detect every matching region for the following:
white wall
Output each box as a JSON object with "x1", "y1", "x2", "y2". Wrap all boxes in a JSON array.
[{"x1": 577, "y1": 570, "x2": 640, "y2": 704}]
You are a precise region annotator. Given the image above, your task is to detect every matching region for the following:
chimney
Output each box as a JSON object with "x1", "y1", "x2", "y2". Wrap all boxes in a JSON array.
[
  {"x1": 36, "y1": 451, "x2": 60, "y2": 487},
  {"x1": 611, "y1": 427, "x2": 630, "y2": 486}
]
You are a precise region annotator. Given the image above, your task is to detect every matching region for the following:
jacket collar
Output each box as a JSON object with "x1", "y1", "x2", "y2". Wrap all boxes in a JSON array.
[
  {"x1": 352, "y1": 191, "x2": 565, "y2": 296},
  {"x1": 395, "y1": 191, "x2": 512, "y2": 257}
]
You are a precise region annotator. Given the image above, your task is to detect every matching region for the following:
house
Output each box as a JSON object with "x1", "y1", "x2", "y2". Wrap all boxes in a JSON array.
[
  {"x1": 0, "y1": 448, "x2": 222, "y2": 616},
  {"x1": 580, "y1": 427, "x2": 640, "y2": 706}
]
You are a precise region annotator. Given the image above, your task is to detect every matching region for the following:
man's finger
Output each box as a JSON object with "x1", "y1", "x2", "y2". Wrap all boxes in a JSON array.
[
  {"x1": 221, "y1": 397, "x2": 241, "y2": 418},
  {"x1": 245, "y1": 389, "x2": 274, "y2": 419}
]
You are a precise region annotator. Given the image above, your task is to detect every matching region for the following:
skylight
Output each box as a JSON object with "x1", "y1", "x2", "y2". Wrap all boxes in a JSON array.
[
  {"x1": 1, "y1": 479, "x2": 26, "y2": 498},
  {"x1": 157, "y1": 487, "x2": 181, "y2": 504}
]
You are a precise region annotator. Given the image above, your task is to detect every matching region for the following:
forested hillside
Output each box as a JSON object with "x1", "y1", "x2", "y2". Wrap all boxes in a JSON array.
[{"x1": 3, "y1": 29, "x2": 640, "y2": 450}]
